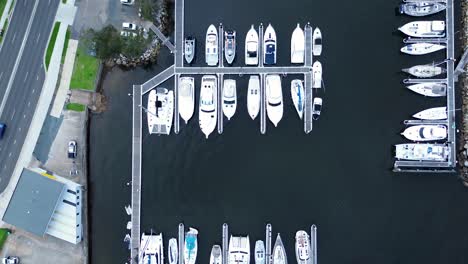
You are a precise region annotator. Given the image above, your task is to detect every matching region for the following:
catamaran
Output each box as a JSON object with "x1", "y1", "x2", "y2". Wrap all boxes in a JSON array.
[
  {"x1": 291, "y1": 24, "x2": 304, "y2": 63},
  {"x1": 399, "y1": 2, "x2": 446, "y2": 17},
  {"x1": 312, "y1": 61, "x2": 322, "y2": 88},
  {"x1": 395, "y1": 143, "x2": 449, "y2": 161},
  {"x1": 402, "y1": 65, "x2": 446, "y2": 78},
  {"x1": 401, "y1": 125, "x2": 447, "y2": 141},
  {"x1": 412, "y1": 107, "x2": 447, "y2": 120},
  {"x1": 168, "y1": 238, "x2": 178, "y2": 264},
  {"x1": 184, "y1": 228, "x2": 198, "y2": 264},
  {"x1": 264, "y1": 24, "x2": 277, "y2": 65},
  {"x1": 406, "y1": 82, "x2": 446, "y2": 97},
  {"x1": 291, "y1": 79, "x2": 304, "y2": 119},
  {"x1": 400, "y1": 43, "x2": 445, "y2": 55},
  {"x1": 398, "y1": 21, "x2": 445, "y2": 38},
  {"x1": 225, "y1": 30, "x2": 236, "y2": 64},
  {"x1": 247, "y1": 75, "x2": 260, "y2": 120},
  {"x1": 222, "y1": 79, "x2": 237, "y2": 120},
  {"x1": 139, "y1": 233, "x2": 164, "y2": 264},
  {"x1": 179, "y1": 76, "x2": 195, "y2": 124},
  {"x1": 210, "y1": 245, "x2": 222, "y2": 264},
  {"x1": 229, "y1": 236, "x2": 250, "y2": 264},
  {"x1": 199, "y1": 75, "x2": 218, "y2": 138},
  {"x1": 312, "y1": 27, "x2": 322, "y2": 56},
  {"x1": 184, "y1": 37, "x2": 195, "y2": 64},
  {"x1": 206, "y1": 25, "x2": 219, "y2": 66},
  {"x1": 245, "y1": 25, "x2": 259, "y2": 65},
  {"x1": 266, "y1": 74, "x2": 283, "y2": 127},
  {"x1": 272, "y1": 234, "x2": 287, "y2": 264},
  {"x1": 147, "y1": 88, "x2": 174, "y2": 135},
  {"x1": 295, "y1": 231, "x2": 310, "y2": 264},
  {"x1": 254, "y1": 241, "x2": 265, "y2": 264}
]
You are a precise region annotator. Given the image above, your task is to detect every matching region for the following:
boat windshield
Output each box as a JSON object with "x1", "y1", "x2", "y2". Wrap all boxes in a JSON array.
[
  {"x1": 266, "y1": 43, "x2": 275, "y2": 54},
  {"x1": 313, "y1": 104, "x2": 322, "y2": 112},
  {"x1": 314, "y1": 38, "x2": 322, "y2": 45}
]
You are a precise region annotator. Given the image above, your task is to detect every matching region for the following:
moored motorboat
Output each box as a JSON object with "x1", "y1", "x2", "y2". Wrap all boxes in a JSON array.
[
  {"x1": 272, "y1": 234, "x2": 287, "y2": 264},
  {"x1": 210, "y1": 245, "x2": 222, "y2": 264},
  {"x1": 184, "y1": 37, "x2": 196, "y2": 64},
  {"x1": 225, "y1": 30, "x2": 236, "y2": 65},
  {"x1": 264, "y1": 24, "x2": 277, "y2": 65},
  {"x1": 395, "y1": 143, "x2": 449, "y2": 161},
  {"x1": 228, "y1": 236, "x2": 250, "y2": 264},
  {"x1": 400, "y1": 43, "x2": 445, "y2": 55},
  {"x1": 169, "y1": 238, "x2": 178, "y2": 264},
  {"x1": 266, "y1": 74, "x2": 283, "y2": 127},
  {"x1": 312, "y1": 27, "x2": 322, "y2": 56},
  {"x1": 312, "y1": 97, "x2": 323, "y2": 120},
  {"x1": 291, "y1": 79, "x2": 304, "y2": 119},
  {"x1": 402, "y1": 64, "x2": 445, "y2": 78},
  {"x1": 312, "y1": 61, "x2": 322, "y2": 88},
  {"x1": 295, "y1": 231, "x2": 310, "y2": 264},
  {"x1": 139, "y1": 233, "x2": 164, "y2": 264},
  {"x1": 401, "y1": 125, "x2": 447, "y2": 141},
  {"x1": 184, "y1": 228, "x2": 198, "y2": 264},
  {"x1": 245, "y1": 25, "x2": 259, "y2": 65},
  {"x1": 406, "y1": 82, "x2": 446, "y2": 97},
  {"x1": 247, "y1": 75, "x2": 260, "y2": 120},
  {"x1": 222, "y1": 79, "x2": 237, "y2": 120},
  {"x1": 199, "y1": 75, "x2": 218, "y2": 138},
  {"x1": 254, "y1": 240, "x2": 265, "y2": 264},
  {"x1": 148, "y1": 88, "x2": 174, "y2": 135},
  {"x1": 179, "y1": 76, "x2": 195, "y2": 123},
  {"x1": 398, "y1": 21, "x2": 445, "y2": 38},
  {"x1": 412, "y1": 107, "x2": 447, "y2": 120},
  {"x1": 399, "y1": 2, "x2": 446, "y2": 17},
  {"x1": 206, "y1": 25, "x2": 219, "y2": 66},
  {"x1": 291, "y1": 24, "x2": 304, "y2": 64}
]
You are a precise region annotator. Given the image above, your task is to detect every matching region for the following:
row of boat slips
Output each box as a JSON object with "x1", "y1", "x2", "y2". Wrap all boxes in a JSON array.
[
  {"x1": 183, "y1": 23, "x2": 322, "y2": 66},
  {"x1": 147, "y1": 74, "x2": 323, "y2": 138},
  {"x1": 136, "y1": 225, "x2": 317, "y2": 264},
  {"x1": 394, "y1": 1, "x2": 451, "y2": 163}
]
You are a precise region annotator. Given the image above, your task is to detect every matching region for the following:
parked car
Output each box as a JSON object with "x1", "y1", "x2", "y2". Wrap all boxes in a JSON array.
[
  {"x1": 0, "y1": 123, "x2": 6, "y2": 140},
  {"x1": 120, "y1": 0, "x2": 134, "y2": 5},
  {"x1": 2, "y1": 256, "x2": 19, "y2": 264},
  {"x1": 68, "y1": 141, "x2": 77, "y2": 159},
  {"x1": 122, "y1": 22, "x2": 137, "y2": 31},
  {"x1": 120, "y1": 31, "x2": 137, "y2": 38}
]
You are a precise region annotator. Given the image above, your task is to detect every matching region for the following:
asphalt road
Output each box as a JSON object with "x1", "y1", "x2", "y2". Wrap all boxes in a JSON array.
[{"x1": 0, "y1": 0, "x2": 60, "y2": 191}]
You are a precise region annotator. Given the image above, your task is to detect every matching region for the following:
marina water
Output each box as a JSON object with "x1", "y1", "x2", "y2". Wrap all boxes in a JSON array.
[{"x1": 89, "y1": 0, "x2": 468, "y2": 263}]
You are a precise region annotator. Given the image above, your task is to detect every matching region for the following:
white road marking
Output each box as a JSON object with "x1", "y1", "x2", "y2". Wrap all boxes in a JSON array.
[
  {"x1": 13, "y1": 140, "x2": 16, "y2": 145},
  {"x1": 32, "y1": 88, "x2": 35, "y2": 94},
  {"x1": 18, "y1": 127, "x2": 21, "y2": 131},
  {"x1": 10, "y1": 109, "x2": 15, "y2": 120},
  {"x1": 23, "y1": 71, "x2": 29, "y2": 82},
  {"x1": 0, "y1": 72, "x2": 3, "y2": 81},
  {"x1": 11, "y1": 33, "x2": 16, "y2": 43},
  {"x1": 23, "y1": 114, "x2": 25, "y2": 119},
  {"x1": 36, "y1": 33, "x2": 40, "y2": 43},
  {"x1": 27, "y1": 101, "x2": 30, "y2": 106},
  {"x1": 36, "y1": 74, "x2": 39, "y2": 80},
  {"x1": 8, "y1": 153, "x2": 11, "y2": 157}
]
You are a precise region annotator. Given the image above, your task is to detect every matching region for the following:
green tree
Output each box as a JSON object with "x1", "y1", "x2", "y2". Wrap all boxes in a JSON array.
[{"x1": 93, "y1": 25, "x2": 123, "y2": 59}]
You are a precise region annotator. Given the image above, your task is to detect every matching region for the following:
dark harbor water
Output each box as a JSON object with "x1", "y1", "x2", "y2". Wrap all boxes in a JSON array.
[{"x1": 89, "y1": 0, "x2": 468, "y2": 263}]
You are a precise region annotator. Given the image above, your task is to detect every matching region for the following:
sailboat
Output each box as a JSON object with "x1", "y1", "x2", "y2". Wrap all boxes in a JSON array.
[
  {"x1": 291, "y1": 79, "x2": 304, "y2": 119},
  {"x1": 272, "y1": 234, "x2": 287, "y2": 264}
]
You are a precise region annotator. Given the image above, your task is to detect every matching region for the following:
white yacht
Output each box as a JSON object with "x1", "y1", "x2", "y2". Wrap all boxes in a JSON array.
[
  {"x1": 401, "y1": 43, "x2": 445, "y2": 55},
  {"x1": 184, "y1": 228, "x2": 198, "y2": 264},
  {"x1": 272, "y1": 234, "x2": 287, "y2": 264},
  {"x1": 225, "y1": 30, "x2": 236, "y2": 65},
  {"x1": 295, "y1": 231, "x2": 310, "y2": 264},
  {"x1": 179, "y1": 76, "x2": 195, "y2": 124},
  {"x1": 266, "y1": 74, "x2": 283, "y2": 127},
  {"x1": 247, "y1": 75, "x2": 260, "y2": 120},
  {"x1": 399, "y1": 2, "x2": 446, "y2": 17},
  {"x1": 398, "y1": 21, "x2": 445, "y2": 38},
  {"x1": 254, "y1": 241, "x2": 265, "y2": 264},
  {"x1": 228, "y1": 236, "x2": 250, "y2": 264},
  {"x1": 264, "y1": 24, "x2": 277, "y2": 65},
  {"x1": 406, "y1": 82, "x2": 446, "y2": 97},
  {"x1": 402, "y1": 65, "x2": 445, "y2": 78},
  {"x1": 291, "y1": 79, "x2": 305, "y2": 119},
  {"x1": 139, "y1": 233, "x2": 164, "y2": 264},
  {"x1": 312, "y1": 27, "x2": 322, "y2": 56},
  {"x1": 412, "y1": 107, "x2": 447, "y2": 120},
  {"x1": 245, "y1": 25, "x2": 259, "y2": 65},
  {"x1": 223, "y1": 79, "x2": 237, "y2": 120},
  {"x1": 291, "y1": 24, "x2": 304, "y2": 64},
  {"x1": 401, "y1": 125, "x2": 447, "y2": 141},
  {"x1": 210, "y1": 245, "x2": 222, "y2": 264},
  {"x1": 395, "y1": 144, "x2": 449, "y2": 161},
  {"x1": 199, "y1": 75, "x2": 218, "y2": 138},
  {"x1": 168, "y1": 238, "x2": 178, "y2": 264},
  {"x1": 184, "y1": 37, "x2": 195, "y2": 64},
  {"x1": 312, "y1": 97, "x2": 322, "y2": 120},
  {"x1": 312, "y1": 61, "x2": 322, "y2": 88},
  {"x1": 206, "y1": 24, "x2": 219, "y2": 66},
  {"x1": 148, "y1": 88, "x2": 174, "y2": 135}
]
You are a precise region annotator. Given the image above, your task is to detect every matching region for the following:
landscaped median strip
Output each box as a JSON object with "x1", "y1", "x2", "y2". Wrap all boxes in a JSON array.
[
  {"x1": 45, "y1": 22, "x2": 60, "y2": 69},
  {"x1": 66, "y1": 102, "x2": 86, "y2": 112},
  {"x1": 70, "y1": 47, "x2": 99, "y2": 91}
]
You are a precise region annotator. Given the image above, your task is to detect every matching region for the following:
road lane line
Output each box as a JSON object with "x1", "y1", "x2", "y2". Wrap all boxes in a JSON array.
[
  {"x1": 11, "y1": 33, "x2": 16, "y2": 44},
  {"x1": 0, "y1": 72, "x2": 3, "y2": 81},
  {"x1": 0, "y1": 0, "x2": 39, "y2": 117},
  {"x1": 36, "y1": 74, "x2": 39, "y2": 80},
  {"x1": 10, "y1": 108, "x2": 15, "y2": 120},
  {"x1": 36, "y1": 33, "x2": 41, "y2": 43},
  {"x1": 32, "y1": 88, "x2": 35, "y2": 94},
  {"x1": 23, "y1": 71, "x2": 29, "y2": 82}
]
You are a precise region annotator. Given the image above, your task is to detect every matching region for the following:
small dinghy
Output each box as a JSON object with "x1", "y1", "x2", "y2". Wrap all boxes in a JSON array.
[
  {"x1": 254, "y1": 241, "x2": 265, "y2": 264},
  {"x1": 399, "y1": 2, "x2": 446, "y2": 17},
  {"x1": 312, "y1": 27, "x2": 322, "y2": 56},
  {"x1": 398, "y1": 21, "x2": 445, "y2": 38},
  {"x1": 312, "y1": 61, "x2": 322, "y2": 88},
  {"x1": 406, "y1": 82, "x2": 446, "y2": 97},
  {"x1": 412, "y1": 107, "x2": 447, "y2": 120},
  {"x1": 401, "y1": 125, "x2": 447, "y2": 141},
  {"x1": 222, "y1": 79, "x2": 237, "y2": 120},
  {"x1": 184, "y1": 37, "x2": 195, "y2": 64},
  {"x1": 312, "y1": 97, "x2": 323, "y2": 120},
  {"x1": 401, "y1": 43, "x2": 445, "y2": 55},
  {"x1": 402, "y1": 65, "x2": 446, "y2": 78},
  {"x1": 295, "y1": 231, "x2": 310, "y2": 264},
  {"x1": 225, "y1": 30, "x2": 236, "y2": 65},
  {"x1": 184, "y1": 228, "x2": 198, "y2": 264},
  {"x1": 291, "y1": 24, "x2": 304, "y2": 63},
  {"x1": 247, "y1": 75, "x2": 260, "y2": 120},
  {"x1": 210, "y1": 245, "x2": 222, "y2": 264},
  {"x1": 272, "y1": 234, "x2": 287, "y2": 264},
  {"x1": 169, "y1": 238, "x2": 178, "y2": 264},
  {"x1": 291, "y1": 79, "x2": 305, "y2": 119}
]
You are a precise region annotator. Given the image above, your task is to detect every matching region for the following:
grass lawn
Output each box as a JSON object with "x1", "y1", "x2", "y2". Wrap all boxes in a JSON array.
[
  {"x1": 0, "y1": 19, "x2": 7, "y2": 43},
  {"x1": 0, "y1": 228, "x2": 10, "y2": 250},
  {"x1": 70, "y1": 48, "x2": 99, "y2": 91},
  {"x1": 66, "y1": 103, "x2": 86, "y2": 112},
  {"x1": 0, "y1": 0, "x2": 6, "y2": 20},
  {"x1": 61, "y1": 27, "x2": 71, "y2": 64},
  {"x1": 45, "y1": 22, "x2": 60, "y2": 69}
]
